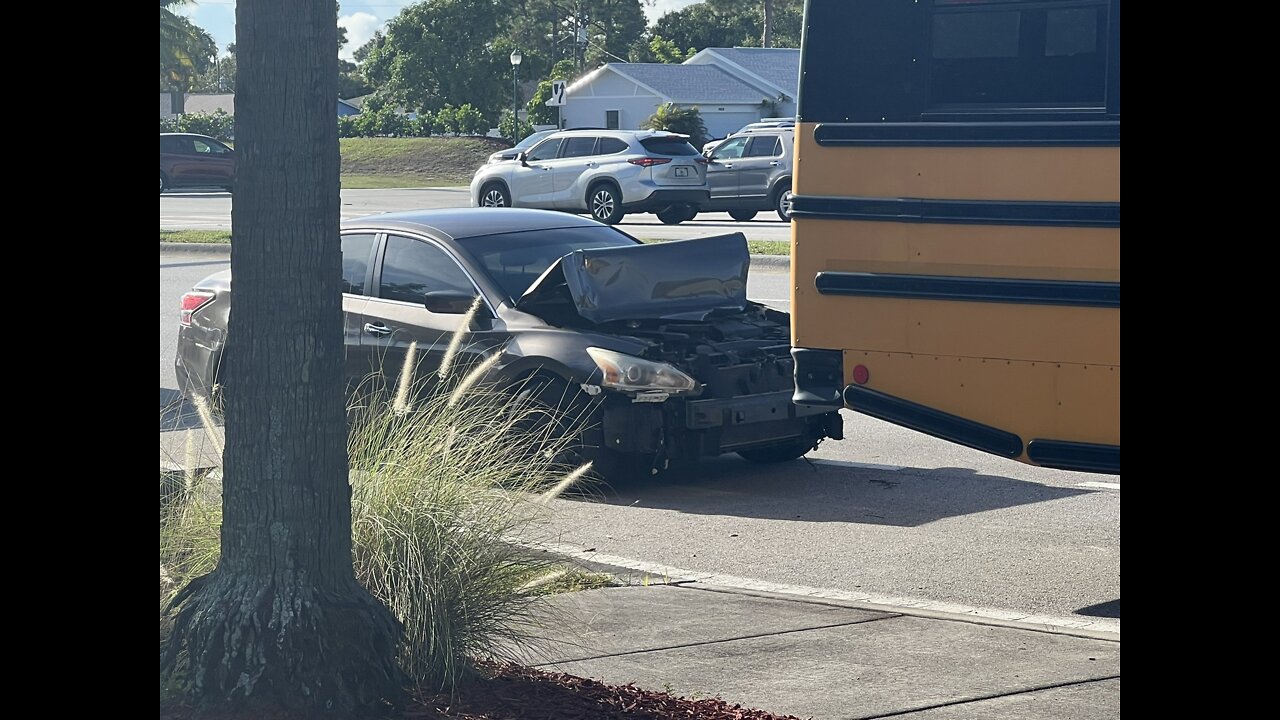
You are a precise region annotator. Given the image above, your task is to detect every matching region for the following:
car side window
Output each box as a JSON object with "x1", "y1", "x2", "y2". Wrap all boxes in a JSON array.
[
  {"x1": 192, "y1": 139, "x2": 217, "y2": 154},
  {"x1": 340, "y1": 233, "x2": 377, "y2": 295},
  {"x1": 378, "y1": 235, "x2": 475, "y2": 306},
  {"x1": 712, "y1": 137, "x2": 748, "y2": 160},
  {"x1": 160, "y1": 137, "x2": 184, "y2": 153},
  {"x1": 561, "y1": 137, "x2": 598, "y2": 158},
  {"x1": 745, "y1": 136, "x2": 782, "y2": 158},
  {"x1": 597, "y1": 137, "x2": 628, "y2": 154},
  {"x1": 525, "y1": 137, "x2": 564, "y2": 162}
]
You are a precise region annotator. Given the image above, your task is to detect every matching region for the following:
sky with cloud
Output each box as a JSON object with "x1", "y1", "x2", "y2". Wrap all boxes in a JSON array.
[{"x1": 180, "y1": 0, "x2": 701, "y2": 61}]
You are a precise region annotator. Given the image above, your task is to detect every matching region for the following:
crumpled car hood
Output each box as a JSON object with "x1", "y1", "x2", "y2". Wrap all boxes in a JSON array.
[{"x1": 516, "y1": 233, "x2": 750, "y2": 324}]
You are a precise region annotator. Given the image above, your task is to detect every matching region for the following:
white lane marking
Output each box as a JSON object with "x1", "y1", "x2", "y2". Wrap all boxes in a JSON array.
[
  {"x1": 1078, "y1": 482, "x2": 1120, "y2": 490},
  {"x1": 536, "y1": 542, "x2": 1119, "y2": 639},
  {"x1": 809, "y1": 458, "x2": 906, "y2": 472},
  {"x1": 753, "y1": 298, "x2": 791, "y2": 303}
]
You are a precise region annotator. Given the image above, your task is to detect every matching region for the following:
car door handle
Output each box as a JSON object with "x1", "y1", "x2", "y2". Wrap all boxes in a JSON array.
[
  {"x1": 769, "y1": 161, "x2": 780, "y2": 166},
  {"x1": 584, "y1": 162, "x2": 597, "y2": 168},
  {"x1": 722, "y1": 163, "x2": 734, "y2": 168},
  {"x1": 363, "y1": 322, "x2": 392, "y2": 337}
]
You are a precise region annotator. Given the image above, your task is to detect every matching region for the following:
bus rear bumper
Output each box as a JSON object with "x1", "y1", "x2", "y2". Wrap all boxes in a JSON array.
[{"x1": 791, "y1": 347, "x2": 844, "y2": 407}]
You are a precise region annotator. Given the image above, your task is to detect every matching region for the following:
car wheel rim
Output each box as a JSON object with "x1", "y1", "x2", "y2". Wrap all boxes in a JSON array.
[
  {"x1": 779, "y1": 190, "x2": 793, "y2": 218},
  {"x1": 160, "y1": 177, "x2": 165, "y2": 192},
  {"x1": 592, "y1": 190, "x2": 615, "y2": 220},
  {"x1": 482, "y1": 189, "x2": 506, "y2": 207}
]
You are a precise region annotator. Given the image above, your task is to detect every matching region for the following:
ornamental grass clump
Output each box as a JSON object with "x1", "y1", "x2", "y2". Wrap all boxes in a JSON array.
[{"x1": 161, "y1": 310, "x2": 593, "y2": 692}]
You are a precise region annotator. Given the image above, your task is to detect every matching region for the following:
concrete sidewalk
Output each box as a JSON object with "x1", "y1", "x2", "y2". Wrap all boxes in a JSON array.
[{"x1": 524, "y1": 583, "x2": 1119, "y2": 720}]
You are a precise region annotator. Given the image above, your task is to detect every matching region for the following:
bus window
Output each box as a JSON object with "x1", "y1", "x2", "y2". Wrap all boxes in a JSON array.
[{"x1": 790, "y1": 0, "x2": 1119, "y2": 474}]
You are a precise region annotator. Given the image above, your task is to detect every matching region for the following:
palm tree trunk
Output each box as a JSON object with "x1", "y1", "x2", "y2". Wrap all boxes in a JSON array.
[{"x1": 161, "y1": 0, "x2": 402, "y2": 713}]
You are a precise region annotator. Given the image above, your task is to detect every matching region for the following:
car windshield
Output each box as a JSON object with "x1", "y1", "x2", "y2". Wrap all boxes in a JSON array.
[
  {"x1": 513, "y1": 130, "x2": 554, "y2": 151},
  {"x1": 456, "y1": 225, "x2": 639, "y2": 301}
]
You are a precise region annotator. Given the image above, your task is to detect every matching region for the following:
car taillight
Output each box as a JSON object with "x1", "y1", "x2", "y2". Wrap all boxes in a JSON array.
[
  {"x1": 695, "y1": 157, "x2": 709, "y2": 164},
  {"x1": 628, "y1": 157, "x2": 672, "y2": 167},
  {"x1": 180, "y1": 291, "x2": 215, "y2": 326}
]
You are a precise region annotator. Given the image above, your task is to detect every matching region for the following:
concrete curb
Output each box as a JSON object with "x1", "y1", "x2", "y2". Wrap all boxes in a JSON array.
[
  {"x1": 533, "y1": 541, "x2": 1121, "y2": 643},
  {"x1": 160, "y1": 241, "x2": 793, "y2": 271},
  {"x1": 748, "y1": 254, "x2": 790, "y2": 272},
  {"x1": 160, "y1": 242, "x2": 231, "y2": 255}
]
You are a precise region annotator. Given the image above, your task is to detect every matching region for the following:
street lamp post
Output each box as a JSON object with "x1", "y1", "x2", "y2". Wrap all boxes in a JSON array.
[{"x1": 510, "y1": 49, "x2": 523, "y2": 129}]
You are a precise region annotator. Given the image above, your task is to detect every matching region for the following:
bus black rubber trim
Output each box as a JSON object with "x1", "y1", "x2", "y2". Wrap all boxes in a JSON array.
[
  {"x1": 812, "y1": 120, "x2": 1120, "y2": 147},
  {"x1": 1027, "y1": 439, "x2": 1120, "y2": 474},
  {"x1": 814, "y1": 272, "x2": 1120, "y2": 309},
  {"x1": 843, "y1": 385, "x2": 1023, "y2": 458},
  {"x1": 790, "y1": 196, "x2": 1120, "y2": 228}
]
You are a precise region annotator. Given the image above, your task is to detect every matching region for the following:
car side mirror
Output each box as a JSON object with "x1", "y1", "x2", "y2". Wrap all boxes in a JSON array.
[
  {"x1": 423, "y1": 291, "x2": 480, "y2": 314},
  {"x1": 516, "y1": 151, "x2": 529, "y2": 166}
]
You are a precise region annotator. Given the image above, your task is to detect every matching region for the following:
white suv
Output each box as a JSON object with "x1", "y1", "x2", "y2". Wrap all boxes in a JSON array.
[{"x1": 470, "y1": 130, "x2": 709, "y2": 225}]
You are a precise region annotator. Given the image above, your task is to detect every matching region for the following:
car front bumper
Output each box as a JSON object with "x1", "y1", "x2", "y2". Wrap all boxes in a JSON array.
[{"x1": 597, "y1": 389, "x2": 842, "y2": 466}]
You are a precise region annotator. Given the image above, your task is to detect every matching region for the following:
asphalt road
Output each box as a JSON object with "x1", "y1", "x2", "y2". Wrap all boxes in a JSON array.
[
  {"x1": 160, "y1": 188, "x2": 794, "y2": 242},
  {"x1": 159, "y1": 253, "x2": 1119, "y2": 628}
]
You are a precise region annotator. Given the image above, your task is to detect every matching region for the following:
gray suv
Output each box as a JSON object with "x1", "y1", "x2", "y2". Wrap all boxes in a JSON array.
[
  {"x1": 469, "y1": 130, "x2": 709, "y2": 225},
  {"x1": 700, "y1": 128, "x2": 794, "y2": 221}
]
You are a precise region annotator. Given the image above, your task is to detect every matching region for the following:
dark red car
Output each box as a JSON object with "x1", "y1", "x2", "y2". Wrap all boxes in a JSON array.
[{"x1": 160, "y1": 133, "x2": 235, "y2": 194}]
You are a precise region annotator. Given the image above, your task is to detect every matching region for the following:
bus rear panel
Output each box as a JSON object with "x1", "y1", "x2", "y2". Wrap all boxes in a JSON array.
[{"x1": 790, "y1": 0, "x2": 1119, "y2": 473}]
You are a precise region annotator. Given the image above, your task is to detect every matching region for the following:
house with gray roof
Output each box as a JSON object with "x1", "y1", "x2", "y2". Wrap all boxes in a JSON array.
[{"x1": 558, "y1": 47, "x2": 800, "y2": 140}]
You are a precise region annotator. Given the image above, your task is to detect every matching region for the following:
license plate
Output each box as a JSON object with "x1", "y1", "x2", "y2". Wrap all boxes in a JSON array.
[{"x1": 674, "y1": 166, "x2": 689, "y2": 178}]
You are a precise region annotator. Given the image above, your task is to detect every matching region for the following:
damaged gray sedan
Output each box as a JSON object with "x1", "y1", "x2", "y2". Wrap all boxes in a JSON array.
[{"x1": 176, "y1": 208, "x2": 842, "y2": 479}]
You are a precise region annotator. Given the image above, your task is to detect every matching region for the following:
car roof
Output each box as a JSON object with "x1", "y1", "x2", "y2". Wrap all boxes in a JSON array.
[
  {"x1": 160, "y1": 132, "x2": 218, "y2": 139},
  {"x1": 542, "y1": 128, "x2": 688, "y2": 140},
  {"x1": 340, "y1": 207, "x2": 608, "y2": 241}
]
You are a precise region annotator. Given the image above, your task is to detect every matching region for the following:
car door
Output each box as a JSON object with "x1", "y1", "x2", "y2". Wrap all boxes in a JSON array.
[
  {"x1": 189, "y1": 137, "x2": 235, "y2": 186},
  {"x1": 707, "y1": 136, "x2": 748, "y2": 200},
  {"x1": 339, "y1": 232, "x2": 377, "y2": 386},
  {"x1": 164, "y1": 136, "x2": 202, "y2": 186},
  {"x1": 737, "y1": 135, "x2": 783, "y2": 203},
  {"x1": 551, "y1": 136, "x2": 599, "y2": 208},
  {"x1": 508, "y1": 137, "x2": 563, "y2": 207},
  {"x1": 357, "y1": 234, "x2": 495, "y2": 392}
]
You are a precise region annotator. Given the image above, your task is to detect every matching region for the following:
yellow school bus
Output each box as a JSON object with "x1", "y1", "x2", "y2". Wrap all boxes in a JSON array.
[{"x1": 790, "y1": 0, "x2": 1119, "y2": 473}]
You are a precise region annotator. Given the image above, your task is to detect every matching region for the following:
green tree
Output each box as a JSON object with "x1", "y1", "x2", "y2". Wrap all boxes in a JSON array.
[
  {"x1": 642, "y1": 103, "x2": 707, "y2": 148},
  {"x1": 526, "y1": 58, "x2": 580, "y2": 125},
  {"x1": 360, "y1": 0, "x2": 507, "y2": 118},
  {"x1": 159, "y1": 1, "x2": 217, "y2": 91},
  {"x1": 650, "y1": 0, "x2": 802, "y2": 53},
  {"x1": 501, "y1": 0, "x2": 646, "y2": 76},
  {"x1": 581, "y1": 0, "x2": 647, "y2": 68},
  {"x1": 160, "y1": 0, "x2": 403, "y2": 713},
  {"x1": 498, "y1": 109, "x2": 535, "y2": 142},
  {"x1": 648, "y1": 35, "x2": 694, "y2": 63},
  {"x1": 191, "y1": 44, "x2": 237, "y2": 93}
]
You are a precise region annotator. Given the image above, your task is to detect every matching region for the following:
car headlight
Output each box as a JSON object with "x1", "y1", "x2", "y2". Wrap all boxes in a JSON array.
[{"x1": 586, "y1": 347, "x2": 699, "y2": 394}]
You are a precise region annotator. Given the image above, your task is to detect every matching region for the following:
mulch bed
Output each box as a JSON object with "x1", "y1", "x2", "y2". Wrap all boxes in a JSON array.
[
  {"x1": 406, "y1": 661, "x2": 806, "y2": 719},
  {"x1": 161, "y1": 661, "x2": 807, "y2": 720}
]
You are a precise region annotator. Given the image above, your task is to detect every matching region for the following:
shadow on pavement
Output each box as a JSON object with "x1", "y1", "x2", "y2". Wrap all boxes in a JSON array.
[
  {"x1": 1076, "y1": 599, "x2": 1120, "y2": 618},
  {"x1": 569, "y1": 455, "x2": 1092, "y2": 527}
]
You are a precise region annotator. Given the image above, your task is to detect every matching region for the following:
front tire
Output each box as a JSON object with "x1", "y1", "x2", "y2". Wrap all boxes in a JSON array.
[
  {"x1": 588, "y1": 184, "x2": 625, "y2": 225},
  {"x1": 160, "y1": 173, "x2": 168, "y2": 194},
  {"x1": 729, "y1": 209, "x2": 758, "y2": 222},
  {"x1": 510, "y1": 375, "x2": 628, "y2": 484},
  {"x1": 737, "y1": 437, "x2": 816, "y2": 464},
  {"x1": 480, "y1": 182, "x2": 511, "y2": 208},
  {"x1": 774, "y1": 186, "x2": 794, "y2": 221}
]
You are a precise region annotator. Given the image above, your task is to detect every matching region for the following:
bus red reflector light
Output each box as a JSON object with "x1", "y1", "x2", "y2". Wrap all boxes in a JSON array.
[{"x1": 852, "y1": 364, "x2": 870, "y2": 385}]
